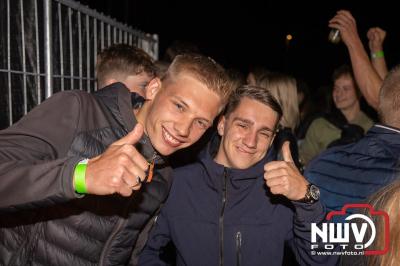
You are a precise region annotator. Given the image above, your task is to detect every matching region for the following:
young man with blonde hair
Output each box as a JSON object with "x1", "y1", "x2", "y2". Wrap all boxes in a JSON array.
[{"x1": 0, "y1": 54, "x2": 232, "y2": 265}]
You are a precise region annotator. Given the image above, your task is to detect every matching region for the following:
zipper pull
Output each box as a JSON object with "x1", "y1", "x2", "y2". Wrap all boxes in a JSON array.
[
  {"x1": 236, "y1": 232, "x2": 242, "y2": 266},
  {"x1": 144, "y1": 152, "x2": 158, "y2": 183}
]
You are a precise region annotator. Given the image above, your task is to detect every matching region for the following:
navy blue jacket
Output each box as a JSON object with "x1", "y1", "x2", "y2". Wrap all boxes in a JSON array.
[
  {"x1": 140, "y1": 140, "x2": 337, "y2": 266},
  {"x1": 305, "y1": 125, "x2": 400, "y2": 221}
]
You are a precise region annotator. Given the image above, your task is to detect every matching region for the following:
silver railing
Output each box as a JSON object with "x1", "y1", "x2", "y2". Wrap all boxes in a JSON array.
[{"x1": 0, "y1": 0, "x2": 158, "y2": 128}]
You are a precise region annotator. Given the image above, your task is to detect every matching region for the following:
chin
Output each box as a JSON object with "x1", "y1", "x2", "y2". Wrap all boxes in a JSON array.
[{"x1": 231, "y1": 161, "x2": 253, "y2": 169}]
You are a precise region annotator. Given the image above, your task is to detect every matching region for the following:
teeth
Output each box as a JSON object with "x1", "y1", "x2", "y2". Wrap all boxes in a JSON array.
[{"x1": 163, "y1": 128, "x2": 180, "y2": 145}]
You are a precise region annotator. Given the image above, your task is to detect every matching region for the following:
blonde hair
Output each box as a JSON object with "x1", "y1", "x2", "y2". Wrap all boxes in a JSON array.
[
  {"x1": 162, "y1": 54, "x2": 233, "y2": 104},
  {"x1": 367, "y1": 180, "x2": 400, "y2": 266},
  {"x1": 257, "y1": 73, "x2": 299, "y2": 130}
]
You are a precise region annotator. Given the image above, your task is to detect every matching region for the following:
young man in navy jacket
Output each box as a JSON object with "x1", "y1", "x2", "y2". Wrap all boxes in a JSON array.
[{"x1": 140, "y1": 85, "x2": 337, "y2": 265}]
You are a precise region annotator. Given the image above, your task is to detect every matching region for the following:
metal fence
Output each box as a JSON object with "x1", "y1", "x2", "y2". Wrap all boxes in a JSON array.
[{"x1": 0, "y1": 0, "x2": 158, "y2": 129}]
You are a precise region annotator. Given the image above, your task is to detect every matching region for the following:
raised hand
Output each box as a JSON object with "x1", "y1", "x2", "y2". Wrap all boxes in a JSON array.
[
  {"x1": 367, "y1": 27, "x2": 386, "y2": 53},
  {"x1": 328, "y1": 10, "x2": 360, "y2": 48},
  {"x1": 83, "y1": 123, "x2": 150, "y2": 197},
  {"x1": 264, "y1": 141, "x2": 308, "y2": 201}
]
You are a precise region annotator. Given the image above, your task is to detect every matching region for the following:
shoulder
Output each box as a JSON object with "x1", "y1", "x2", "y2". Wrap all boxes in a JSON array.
[
  {"x1": 310, "y1": 117, "x2": 336, "y2": 129},
  {"x1": 305, "y1": 118, "x2": 339, "y2": 138},
  {"x1": 44, "y1": 90, "x2": 97, "y2": 107},
  {"x1": 172, "y1": 162, "x2": 205, "y2": 181},
  {"x1": 357, "y1": 112, "x2": 374, "y2": 131}
]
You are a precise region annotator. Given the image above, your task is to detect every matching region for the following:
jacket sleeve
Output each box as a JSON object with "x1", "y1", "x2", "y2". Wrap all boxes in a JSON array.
[
  {"x1": 288, "y1": 201, "x2": 339, "y2": 265},
  {"x1": 0, "y1": 92, "x2": 85, "y2": 212},
  {"x1": 138, "y1": 206, "x2": 172, "y2": 265}
]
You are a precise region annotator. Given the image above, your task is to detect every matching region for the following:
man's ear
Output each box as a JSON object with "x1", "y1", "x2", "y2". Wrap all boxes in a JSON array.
[
  {"x1": 217, "y1": 116, "x2": 226, "y2": 136},
  {"x1": 104, "y1": 78, "x2": 118, "y2": 87},
  {"x1": 145, "y1": 77, "x2": 161, "y2": 100}
]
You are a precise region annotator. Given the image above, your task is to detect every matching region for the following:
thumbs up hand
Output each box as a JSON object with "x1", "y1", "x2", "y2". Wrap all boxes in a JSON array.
[
  {"x1": 263, "y1": 141, "x2": 308, "y2": 201},
  {"x1": 83, "y1": 123, "x2": 150, "y2": 197}
]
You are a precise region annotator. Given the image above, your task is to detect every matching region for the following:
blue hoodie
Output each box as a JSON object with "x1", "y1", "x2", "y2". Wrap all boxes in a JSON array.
[{"x1": 140, "y1": 138, "x2": 337, "y2": 265}]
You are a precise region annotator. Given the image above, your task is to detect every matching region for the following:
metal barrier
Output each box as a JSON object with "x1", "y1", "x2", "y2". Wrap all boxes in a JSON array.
[{"x1": 0, "y1": 0, "x2": 158, "y2": 129}]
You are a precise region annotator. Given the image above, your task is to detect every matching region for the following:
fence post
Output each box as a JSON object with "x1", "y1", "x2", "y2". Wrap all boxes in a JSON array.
[{"x1": 44, "y1": 0, "x2": 53, "y2": 98}]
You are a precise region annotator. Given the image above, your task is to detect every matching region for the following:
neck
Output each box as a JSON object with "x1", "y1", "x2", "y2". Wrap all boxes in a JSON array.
[
  {"x1": 135, "y1": 103, "x2": 149, "y2": 133},
  {"x1": 341, "y1": 102, "x2": 360, "y2": 122}
]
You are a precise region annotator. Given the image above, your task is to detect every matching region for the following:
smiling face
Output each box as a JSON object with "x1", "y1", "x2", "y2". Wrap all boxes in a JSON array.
[
  {"x1": 215, "y1": 97, "x2": 279, "y2": 169},
  {"x1": 332, "y1": 74, "x2": 359, "y2": 111},
  {"x1": 139, "y1": 73, "x2": 223, "y2": 156}
]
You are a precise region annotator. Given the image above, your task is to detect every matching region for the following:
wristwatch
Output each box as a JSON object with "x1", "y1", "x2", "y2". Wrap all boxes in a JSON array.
[{"x1": 296, "y1": 183, "x2": 320, "y2": 203}]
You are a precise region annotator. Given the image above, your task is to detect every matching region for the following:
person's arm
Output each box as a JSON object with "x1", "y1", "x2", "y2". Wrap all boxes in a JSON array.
[
  {"x1": 367, "y1": 27, "x2": 388, "y2": 79},
  {"x1": 0, "y1": 91, "x2": 149, "y2": 212},
  {"x1": 264, "y1": 142, "x2": 338, "y2": 265},
  {"x1": 329, "y1": 10, "x2": 382, "y2": 109},
  {"x1": 0, "y1": 92, "x2": 85, "y2": 211}
]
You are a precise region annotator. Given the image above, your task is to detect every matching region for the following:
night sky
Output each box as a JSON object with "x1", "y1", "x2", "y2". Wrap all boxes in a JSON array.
[{"x1": 79, "y1": 0, "x2": 400, "y2": 89}]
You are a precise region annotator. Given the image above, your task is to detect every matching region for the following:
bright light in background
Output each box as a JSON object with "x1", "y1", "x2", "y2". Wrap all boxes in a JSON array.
[{"x1": 286, "y1": 34, "x2": 293, "y2": 41}]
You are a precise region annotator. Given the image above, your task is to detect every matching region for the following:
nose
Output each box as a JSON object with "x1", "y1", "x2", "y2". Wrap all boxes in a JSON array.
[
  {"x1": 174, "y1": 118, "x2": 191, "y2": 138},
  {"x1": 243, "y1": 131, "x2": 257, "y2": 149}
]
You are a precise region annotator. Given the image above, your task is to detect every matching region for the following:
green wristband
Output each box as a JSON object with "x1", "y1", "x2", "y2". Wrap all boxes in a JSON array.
[
  {"x1": 371, "y1": 50, "x2": 384, "y2": 59},
  {"x1": 74, "y1": 159, "x2": 88, "y2": 194}
]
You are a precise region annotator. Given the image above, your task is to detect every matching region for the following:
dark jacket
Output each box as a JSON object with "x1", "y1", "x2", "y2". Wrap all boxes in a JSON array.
[
  {"x1": 140, "y1": 138, "x2": 336, "y2": 266},
  {"x1": 0, "y1": 83, "x2": 172, "y2": 265},
  {"x1": 305, "y1": 124, "x2": 400, "y2": 221}
]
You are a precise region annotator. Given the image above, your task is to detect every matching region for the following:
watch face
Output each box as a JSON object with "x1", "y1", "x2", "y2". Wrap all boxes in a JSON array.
[{"x1": 309, "y1": 185, "x2": 320, "y2": 201}]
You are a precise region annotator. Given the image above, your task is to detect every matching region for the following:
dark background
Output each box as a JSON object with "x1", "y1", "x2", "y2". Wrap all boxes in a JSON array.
[{"x1": 78, "y1": 0, "x2": 400, "y2": 89}]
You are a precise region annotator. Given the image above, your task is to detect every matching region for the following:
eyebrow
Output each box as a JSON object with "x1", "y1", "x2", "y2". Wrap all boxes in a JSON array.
[{"x1": 233, "y1": 117, "x2": 275, "y2": 132}]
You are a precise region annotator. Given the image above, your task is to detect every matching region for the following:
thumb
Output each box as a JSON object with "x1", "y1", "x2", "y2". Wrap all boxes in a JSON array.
[
  {"x1": 114, "y1": 123, "x2": 144, "y2": 146},
  {"x1": 281, "y1": 141, "x2": 294, "y2": 163}
]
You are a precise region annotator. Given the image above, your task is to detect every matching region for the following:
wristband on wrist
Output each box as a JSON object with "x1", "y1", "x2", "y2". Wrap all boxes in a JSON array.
[
  {"x1": 371, "y1": 50, "x2": 384, "y2": 59},
  {"x1": 74, "y1": 159, "x2": 89, "y2": 194}
]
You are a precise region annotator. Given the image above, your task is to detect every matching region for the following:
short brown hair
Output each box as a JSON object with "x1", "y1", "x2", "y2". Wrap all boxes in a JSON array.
[
  {"x1": 162, "y1": 54, "x2": 233, "y2": 104},
  {"x1": 332, "y1": 64, "x2": 361, "y2": 98},
  {"x1": 96, "y1": 44, "x2": 157, "y2": 88},
  {"x1": 224, "y1": 85, "x2": 283, "y2": 130},
  {"x1": 379, "y1": 65, "x2": 400, "y2": 127}
]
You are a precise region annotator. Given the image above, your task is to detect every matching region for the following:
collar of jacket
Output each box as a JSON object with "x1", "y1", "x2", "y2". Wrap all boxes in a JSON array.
[
  {"x1": 94, "y1": 82, "x2": 166, "y2": 165},
  {"x1": 368, "y1": 124, "x2": 400, "y2": 146},
  {"x1": 199, "y1": 135, "x2": 269, "y2": 190}
]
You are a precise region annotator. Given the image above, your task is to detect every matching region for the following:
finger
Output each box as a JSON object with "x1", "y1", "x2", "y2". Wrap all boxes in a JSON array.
[
  {"x1": 264, "y1": 168, "x2": 287, "y2": 180},
  {"x1": 264, "y1": 161, "x2": 288, "y2": 172},
  {"x1": 265, "y1": 176, "x2": 286, "y2": 188},
  {"x1": 118, "y1": 185, "x2": 135, "y2": 197},
  {"x1": 281, "y1": 141, "x2": 294, "y2": 163},
  {"x1": 269, "y1": 185, "x2": 286, "y2": 196},
  {"x1": 119, "y1": 145, "x2": 149, "y2": 171},
  {"x1": 121, "y1": 165, "x2": 146, "y2": 187},
  {"x1": 113, "y1": 123, "x2": 144, "y2": 146}
]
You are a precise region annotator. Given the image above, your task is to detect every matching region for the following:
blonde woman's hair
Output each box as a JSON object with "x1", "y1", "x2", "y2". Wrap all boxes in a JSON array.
[
  {"x1": 366, "y1": 180, "x2": 400, "y2": 266},
  {"x1": 257, "y1": 73, "x2": 299, "y2": 130}
]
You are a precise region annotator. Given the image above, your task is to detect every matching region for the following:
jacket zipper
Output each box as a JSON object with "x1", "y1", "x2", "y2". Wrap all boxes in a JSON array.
[
  {"x1": 99, "y1": 151, "x2": 160, "y2": 265},
  {"x1": 99, "y1": 218, "x2": 126, "y2": 265},
  {"x1": 219, "y1": 168, "x2": 228, "y2": 266},
  {"x1": 236, "y1": 231, "x2": 242, "y2": 266}
]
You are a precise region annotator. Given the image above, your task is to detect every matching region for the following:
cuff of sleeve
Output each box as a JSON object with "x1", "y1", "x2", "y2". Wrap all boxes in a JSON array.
[
  {"x1": 63, "y1": 157, "x2": 86, "y2": 199},
  {"x1": 292, "y1": 201, "x2": 325, "y2": 223}
]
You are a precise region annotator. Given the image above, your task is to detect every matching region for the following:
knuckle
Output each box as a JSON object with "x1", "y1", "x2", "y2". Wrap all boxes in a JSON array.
[
  {"x1": 110, "y1": 176, "x2": 122, "y2": 187},
  {"x1": 117, "y1": 153, "x2": 130, "y2": 164}
]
